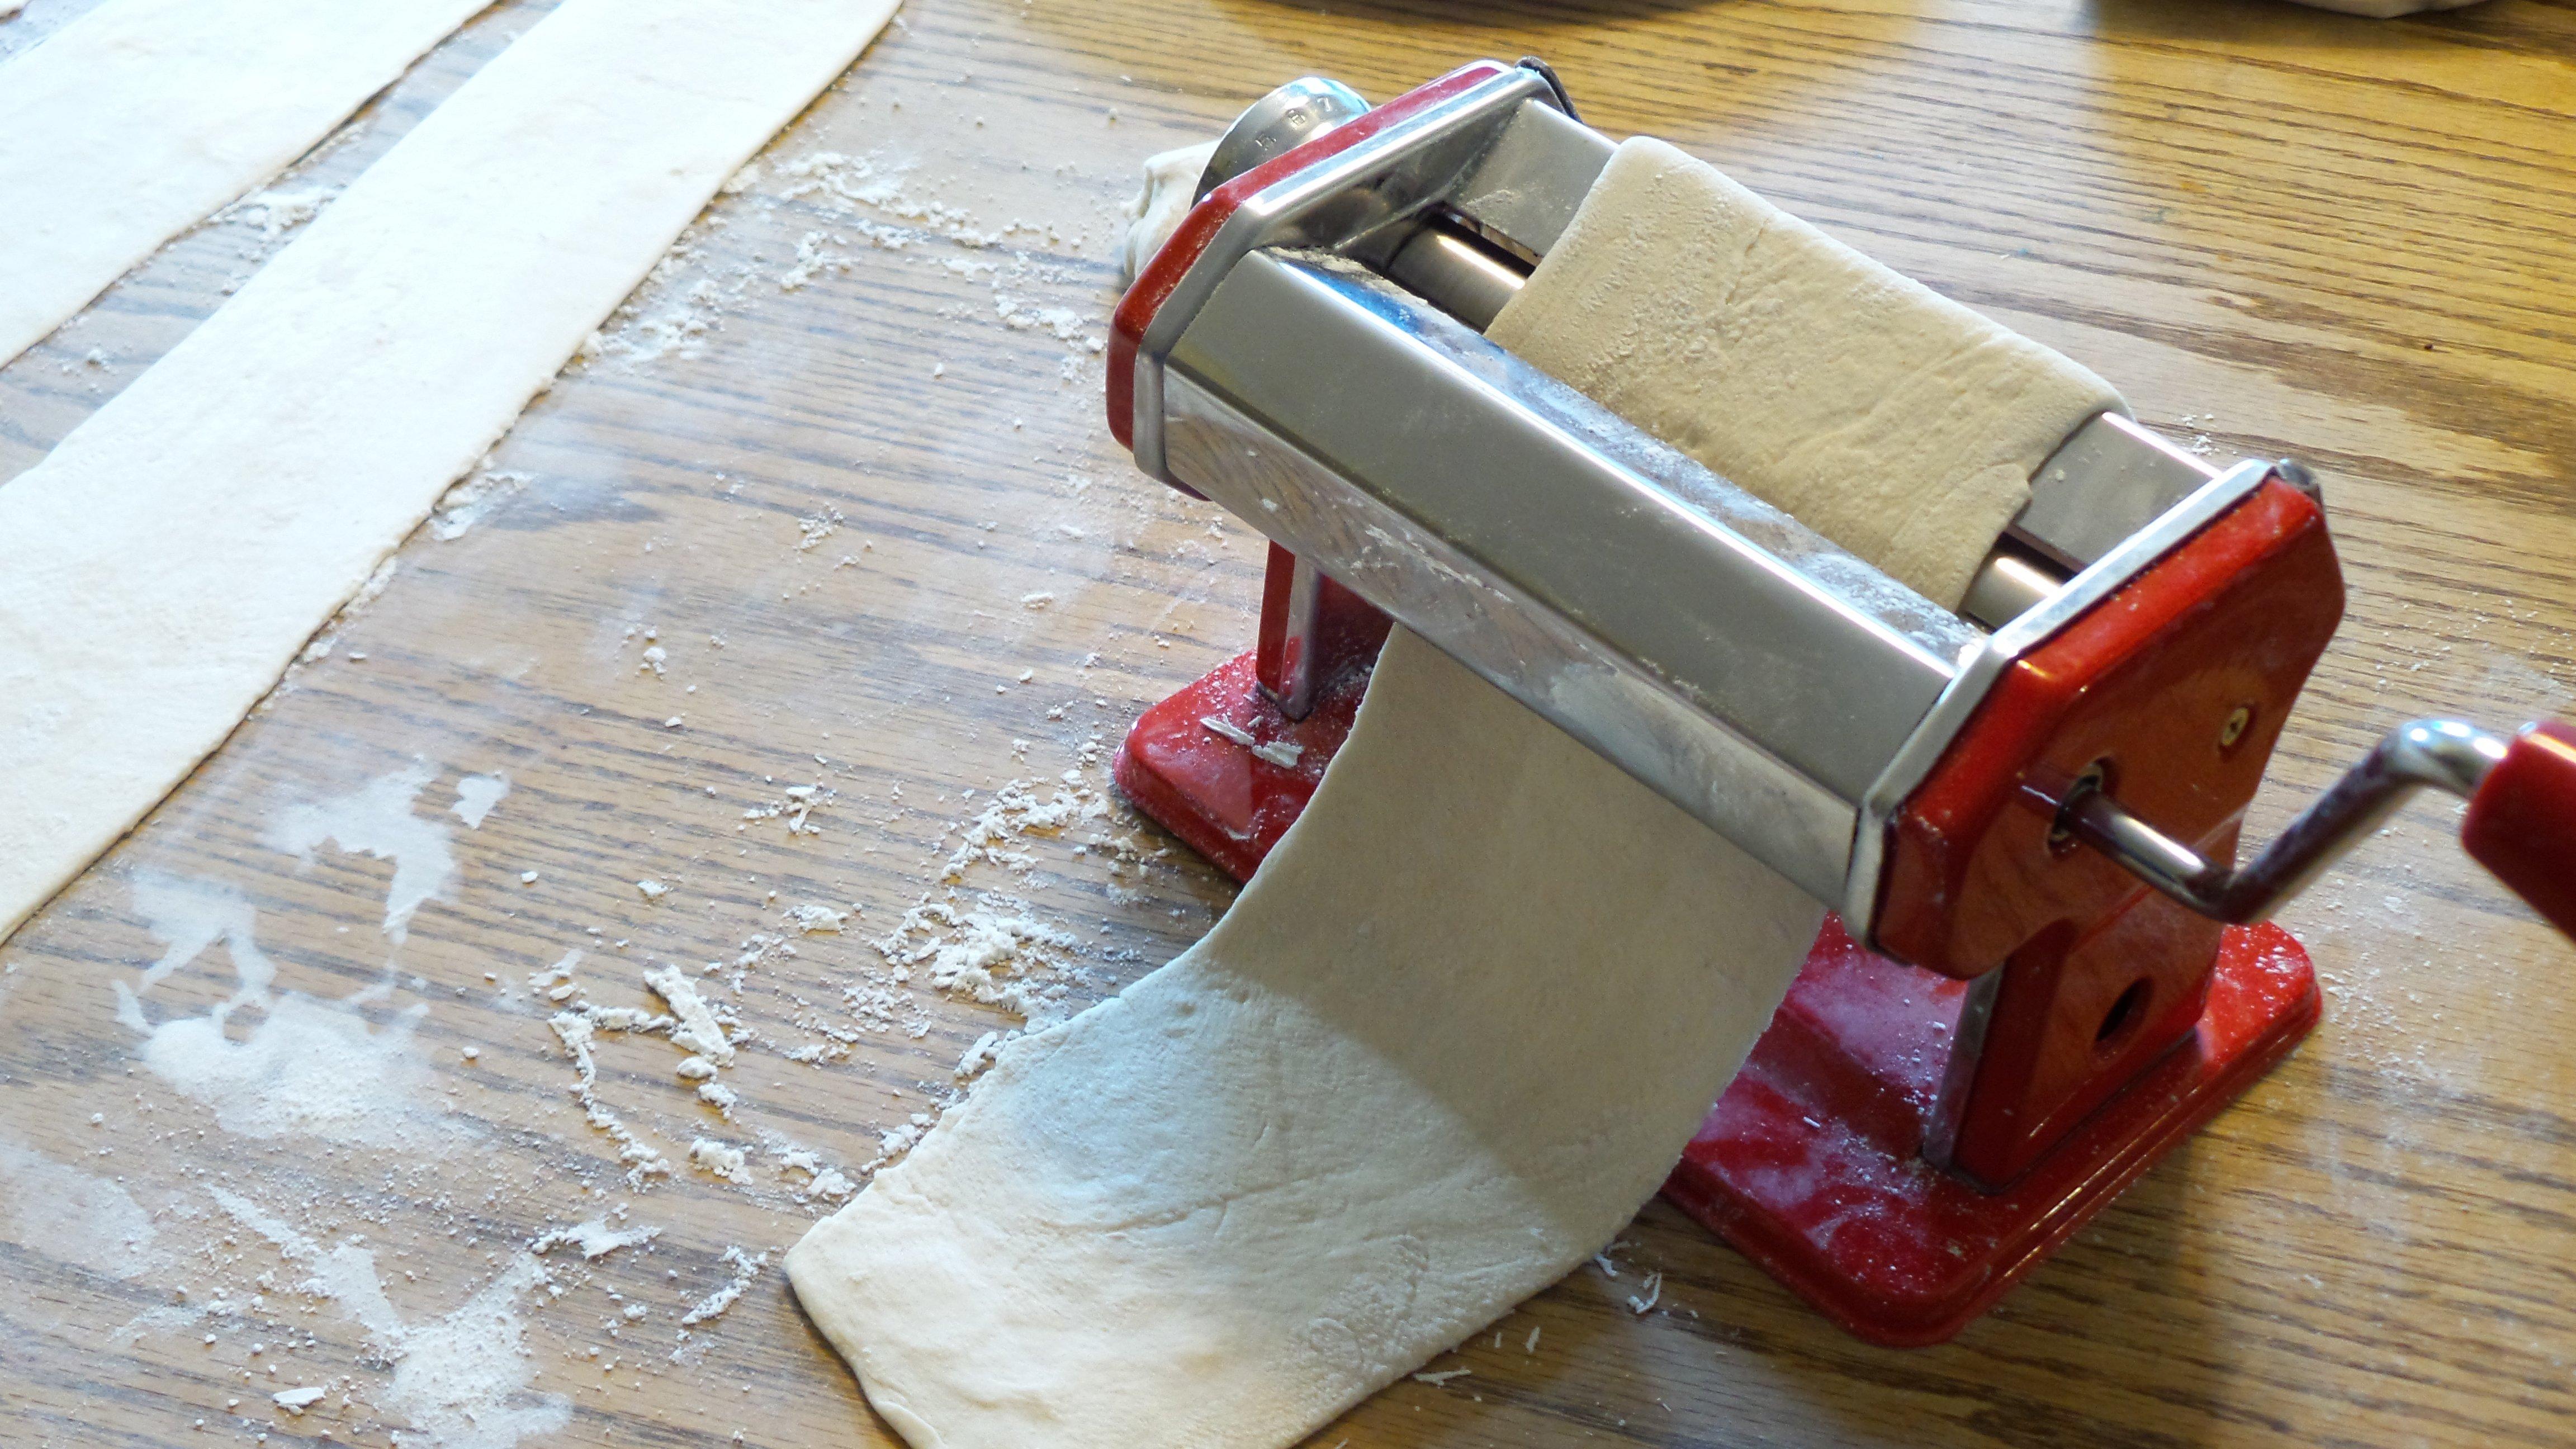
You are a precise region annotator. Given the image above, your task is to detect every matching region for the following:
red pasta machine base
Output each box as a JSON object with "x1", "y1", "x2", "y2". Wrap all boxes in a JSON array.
[{"x1": 1664, "y1": 915, "x2": 2316, "y2": 1347}]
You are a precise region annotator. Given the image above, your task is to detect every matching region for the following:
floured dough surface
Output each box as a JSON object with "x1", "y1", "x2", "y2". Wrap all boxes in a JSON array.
[
  {"x1": 0, "y1": 0, "x2": 490, "y2": 368},
  {"x1": 1488, "y1": 136, "x2": 2123, "y2": 609},
  {"x1": 789, "y1": 629, "x2": 1827, "y2": 1447},
  {"x1": 0, "y1": 0, "x2": 902, "y2": 943}
]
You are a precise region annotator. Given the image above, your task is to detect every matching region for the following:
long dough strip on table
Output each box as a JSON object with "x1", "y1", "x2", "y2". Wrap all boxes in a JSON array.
[
  {"x1": 0, "y1": 0, "x2": 491, "y2": 369},
  {"x1": 0, "y1": 0, "x2": 903, "y2": 944},
  {"x1": 785, "y1": 136, "x2": 2123, "y2": 1447}
]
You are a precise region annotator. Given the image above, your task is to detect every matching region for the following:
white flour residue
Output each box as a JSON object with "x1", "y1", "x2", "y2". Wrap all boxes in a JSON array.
[
  {"x1": 870, "y1": 774, "x2": 1129, "y2": 1026},
  {"x1": 215, "y1": 1190, "x2": 571, "y2": 1449},
  {"x1": 116, "y1": 874, "x2": 467, "y2": 1153},
  {"x1": 222, "y1": 183, "x2": 339, "y2": 240},
  {"x1": 877, "y1": 905, "x2": 1078, "y2": 1023},
  {"x1": 429, "y1": 464, "x2": 530, "y2": 542},
  {"x1": 266, "y1": 763, "x2": 457, "y2": 941},
  {"x1": 643, "y1": 965, "x2": 734, "y2": 1067},
  {"x1": 287, "y1": 556, "x2": 400, "y2": 672},
  {"x1": 0, "y1": 1135, "x2": 160, "y2": 1280},
  {"x1": 451, "y1": 773, "x2": 510, "y2": 829},
  {"x1": 783, "y1": 902, "x2": 847, "y2": 934},
  {"x1": 678, "y1": 1246, "x2": 768, "y2": 1327},
  {"x1": 548, "y1": 1006, "x2": 671, "y2": 1187},
  {"x1": 687, "y1": 1138, "x2": 754, "y2": 1185},
  {"x1": 764, "y1": 151, "x2": 1104, "y2": 378},
  {"x1": 529, "y1": 1217, "x2": 659, "y2": 1261},
  {"x1": 131, "y1": 870, "x2": 273, "y2": 995},
  {"x1": 583, "y1": 148, "x2": 1101, "y2": 383}
]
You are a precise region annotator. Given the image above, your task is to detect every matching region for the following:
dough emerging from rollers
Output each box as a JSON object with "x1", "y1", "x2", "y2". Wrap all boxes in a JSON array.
[
  {"x1": 790, "y1": 629, "x2": 1827, "y2": 1447},
  {"x1": 787, "y1": 135, "x2": 2123, "y2": 1448}
]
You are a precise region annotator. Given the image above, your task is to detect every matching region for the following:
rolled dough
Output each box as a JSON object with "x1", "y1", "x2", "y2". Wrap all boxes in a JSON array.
[
  {"x1": 1486, "y1": 136, "x2": 2123, "y2": 609},
  {"x1": 785, "y1": 138, "x2": 2122, "y2": 1446},
  {"x1": 0, "y1": 0, "x2": 490, "y2": 369},
  {"x1": 0, "y1": 0, "x2": 903, "y2": 944}
]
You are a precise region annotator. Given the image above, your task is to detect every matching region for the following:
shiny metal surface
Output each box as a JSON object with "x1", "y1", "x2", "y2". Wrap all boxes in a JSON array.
[
  {"x1": 2016, "y1": 413, "x2": 2225, "y2": 572},
  {"x1": 1131, "y1": 65, "x2": 1561, "y2": 482},
  {"x1": 1166, "y1": 250, "x2": 1980, "y2": 901},
  {"x1": 1135, "y1": 63, "x2": 2318, "y2": 932},
  {"x1": 1272, "y1": 550, "x2": 1327, "y2": 718},
  {"x1": 1434, "y1": 92, "x2": 1611, "y2": 260},
  {"x1": 1196, "y1": 76, "x2": 1372, "y2": 200},
  {"x1": 2061, "y1": 718, "x2": 2508, "y2": 924},
  {"x1": 1958, "y1": 544, "x2": 2064, "y2": 630},
  {"x1": 1384, "y1": 222, "x2": 1528, "y2": 330}
]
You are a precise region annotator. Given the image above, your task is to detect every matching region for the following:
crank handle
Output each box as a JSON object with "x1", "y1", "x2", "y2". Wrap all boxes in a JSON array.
[{"x1": 2057, "y1": 718, "x2": 2576, "y2": 937}]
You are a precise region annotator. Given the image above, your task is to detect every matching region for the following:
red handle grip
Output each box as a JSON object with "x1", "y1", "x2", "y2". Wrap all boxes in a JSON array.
[{"x1": 2462, "y1": 722, "x2": 2576, "y2": 936}]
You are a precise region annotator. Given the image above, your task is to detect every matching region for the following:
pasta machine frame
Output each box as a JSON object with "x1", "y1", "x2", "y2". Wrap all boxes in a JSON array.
[{"x1": 1106, "y1": 59, "x2": 2576, "y2": 1346}]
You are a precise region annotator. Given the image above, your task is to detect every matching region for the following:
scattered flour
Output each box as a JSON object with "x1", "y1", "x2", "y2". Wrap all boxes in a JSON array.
[
  {"x1": 742, "y1": 783, "x2": 831, "y2": 835},
  {"x1": 678, "y1": 1246, "x2": 767, "y2": 1327},
  {"x1": 529, "y1": 1218, "x2": 661, "y2": 1261},
  {"x1": 688, "y1": 1138, "x2": 754, "y2": 1185},
  {"x1": 286, "y1": 556, "x2": 399, "y2": 673},
  {"x1": 216, "y1": 1190, "x2": 571, "y2": 1449},
  {"x1": 429, "y1": 465, "x2": 530, "y2": 542},
  {"x1": 783, "y1": 902, "x2": 847, "y2": 934},
  {"x1": 452, "y1": 772, "x2": 510, "y2": 828},
  {"x1": 115, "y1": 874, "x2": 468, "y2": 1153},
  {"x1": 265, "y1": 763, "x2": 458, "y2": 941},
  {"x1": 645, "y1": 965, "x2": 735, "y2": 1066},
  {"x1": 0, "y1": 1134, "x2": 160, "y2": 1280},
  {"x1": 221, "y1": 184, "x2": 339, "y2": 240},
  {"x1": 548, "y1": 1007, "x2": 673, "y2": 1187},
  {"x1": 876, "y1": 903, "x2": 1078, "y2": 1023}
]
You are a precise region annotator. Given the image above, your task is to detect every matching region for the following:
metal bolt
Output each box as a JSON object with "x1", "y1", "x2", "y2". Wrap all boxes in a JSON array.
[
  {"x1": 2219, "y1": 705, "x2": 2253, "y2": 750},
  {"x1": 2048, "y1": 759, "x2": 2112, "y2": 853}
]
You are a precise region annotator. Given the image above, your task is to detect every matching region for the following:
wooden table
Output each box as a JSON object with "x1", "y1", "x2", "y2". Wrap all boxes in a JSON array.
[{"x1": 4, "y1": 0, "x2": 2573, "y2": 1444}]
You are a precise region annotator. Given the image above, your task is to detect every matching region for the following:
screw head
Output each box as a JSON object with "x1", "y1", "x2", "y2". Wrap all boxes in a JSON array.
[{"x1": 2220, "y1": 705, "x2": 2253, "y2": 750}]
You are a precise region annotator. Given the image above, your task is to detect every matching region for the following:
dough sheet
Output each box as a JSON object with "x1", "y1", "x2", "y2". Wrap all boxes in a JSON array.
[
  {"x1": 0, "y1": 0, "x2": 902, "y2": 943},
  {"x1": 789, "y1": 628, "x2": 1827, "y2": 1447},
  {"x1": 0, "y1": 0, "x2": 489, "y2": 368}
]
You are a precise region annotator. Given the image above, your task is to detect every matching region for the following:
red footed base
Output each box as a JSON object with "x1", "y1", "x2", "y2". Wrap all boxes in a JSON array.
[
  {"x1": 1110, "y1": 648, "x2": 1366, "y2": 882},
  {"x1": 1665, "y1": 917, "x2": 2318, "y2": 1346},
  {"x1": 1116, "y1": 654, "x2": 2321, "y2": 1347}
]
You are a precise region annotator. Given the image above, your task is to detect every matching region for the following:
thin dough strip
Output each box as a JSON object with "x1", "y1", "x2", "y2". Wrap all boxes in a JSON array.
[
  {"x1": 0, "y1": 0, "x2": 491, "y2": 368},
  {"x1": 0, "y1": 0, "x2": 903, "y2": 943}
]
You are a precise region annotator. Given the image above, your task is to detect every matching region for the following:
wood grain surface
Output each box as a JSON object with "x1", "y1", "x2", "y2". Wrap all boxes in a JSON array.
[{"x1": 4, "y1": 1, "x2": 2573, "y2": 1446}]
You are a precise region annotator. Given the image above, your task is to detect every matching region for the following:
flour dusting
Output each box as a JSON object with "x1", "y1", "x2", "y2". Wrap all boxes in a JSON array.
[
  {"x1": 116, "y1": 874, "x2": 467, "y2": 1153},
  {"x1": 216, "y1": 1190, "x2": 571, "y2": 1449},
  {"x1": 452, "y1": 772, "x2": 510, "y2": 828},
  {"x1": 530, "y1": 1217, "x2": 661, "y2": 1261},
  {"x1": 266, "y1": 763, "x2": 458, "y2": 941},
  {"x1": 0, "y1": 1134, "x2": 160, "y2": 1280}
]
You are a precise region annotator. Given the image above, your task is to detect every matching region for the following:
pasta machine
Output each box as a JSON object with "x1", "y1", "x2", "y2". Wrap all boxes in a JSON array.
[{"x1": 1106, "y1": 59, "x2": 2576, "y2": 1346}]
